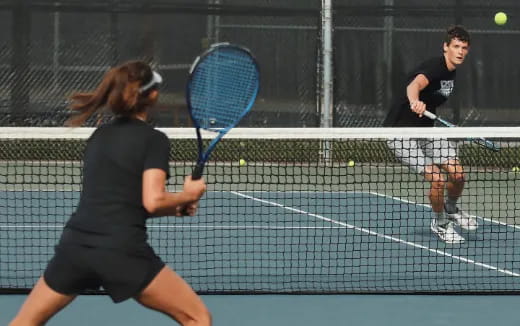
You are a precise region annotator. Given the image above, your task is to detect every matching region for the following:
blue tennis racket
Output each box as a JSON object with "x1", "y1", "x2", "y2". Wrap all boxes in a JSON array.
[
  {"x1": 186, "y1": 42, "x2": 260, "y2": 179},
  {"x1": 423, "y1": 110, "x2": 500, "y2": 152}
]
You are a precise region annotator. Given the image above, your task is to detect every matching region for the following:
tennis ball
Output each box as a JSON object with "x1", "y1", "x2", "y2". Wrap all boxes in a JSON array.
[
  {"x1": 495, "y1": 12, "x2": 507, "y2": 25},
  {"x1": 239, "y1": 159, "x2": 247, "y2": 166},
  {"x1": 512, "y1": 166, "x2": 519, "y2": 172},
  {"x1": 348, "y1": 160, "x2": 355, "y2": 167}
]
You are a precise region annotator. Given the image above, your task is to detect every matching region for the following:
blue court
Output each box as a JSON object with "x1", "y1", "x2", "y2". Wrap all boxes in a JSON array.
[{"x1": 1, "y1": 190, "x2": 519, "y2": 294}]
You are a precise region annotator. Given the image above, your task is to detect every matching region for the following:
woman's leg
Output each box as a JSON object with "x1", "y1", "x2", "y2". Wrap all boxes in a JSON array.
[
  {"x1": 135, "y1": 266, "x2": 211, "y2": 326},
  {"x1": 9, "y1": 277, "x2": 76, "y2": 326}
]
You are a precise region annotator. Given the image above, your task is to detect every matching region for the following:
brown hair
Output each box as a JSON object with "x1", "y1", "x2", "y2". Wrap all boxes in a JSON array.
[
  {"x1": 445, "y1": 25, "x2": 470, "y2": 45},
  {"x1": 65, "y1": 61, "x2": 158, "y2": 127}
]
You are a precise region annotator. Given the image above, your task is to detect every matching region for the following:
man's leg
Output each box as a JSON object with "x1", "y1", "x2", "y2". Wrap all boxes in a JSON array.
[
  {"x1": 441, "y1": 159, "x2": 477, "y2": 231},
  {"x1": 423, "y1": 164, "x2": 447, "y2": 220},
  {"x1": 423, "y1": 164, "x2": 465, "y2": 244}
]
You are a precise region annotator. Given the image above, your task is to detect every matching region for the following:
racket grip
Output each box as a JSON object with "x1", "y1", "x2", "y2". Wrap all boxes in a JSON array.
[
  {"x1": 423, "y1": 110, "x2": 437, "y2": 120},
  {"x1": 191, "y1": 162, "x2": 205, "y2": 180}
]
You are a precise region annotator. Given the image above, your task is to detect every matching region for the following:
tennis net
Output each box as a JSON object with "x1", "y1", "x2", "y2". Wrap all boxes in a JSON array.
[{"x1": 1, "y1": 127, "x2": 520, "y2": 294}]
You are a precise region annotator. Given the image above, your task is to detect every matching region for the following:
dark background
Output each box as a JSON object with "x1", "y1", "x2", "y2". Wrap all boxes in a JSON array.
[{"x1": 0, "y1": 0, "x2": 518, "y2": 127}]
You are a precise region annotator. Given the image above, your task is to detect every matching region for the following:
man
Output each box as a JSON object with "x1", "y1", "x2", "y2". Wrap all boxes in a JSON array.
[{"x1": 383, "y1": 25, "x2": 476, "y2": 244}]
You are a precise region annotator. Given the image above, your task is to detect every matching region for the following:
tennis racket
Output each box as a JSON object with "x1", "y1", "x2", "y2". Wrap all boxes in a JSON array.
[
  {"x1": 423, "y1": 110, "x2": 500, "y2": 152},
  {"x1": 186, "y1": 42, "x2": 260, "y2": 179}
]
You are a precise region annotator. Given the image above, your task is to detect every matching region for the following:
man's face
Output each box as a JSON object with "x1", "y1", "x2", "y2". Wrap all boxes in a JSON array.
[{"x1": 443, "y1": 38, "x2": 470, "y2": 67}]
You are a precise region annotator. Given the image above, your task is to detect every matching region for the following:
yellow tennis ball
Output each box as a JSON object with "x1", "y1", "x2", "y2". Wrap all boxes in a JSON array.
[
  {"x1": 512, "y1": 166, "x2": 519, "y2": 172},
  {"x1": 239, "y1": 159, "x2": 247, "y2": 166},
  {"x1": 348, "y1": 160, "x2": 355, "y2": 167},
  {"x1": 495, "y1": 12, "x2": 507, "y2": 25}
]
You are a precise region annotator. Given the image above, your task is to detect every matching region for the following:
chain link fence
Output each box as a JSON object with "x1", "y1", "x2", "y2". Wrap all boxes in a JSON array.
[{"x1": 0, "y1": 0, "x2": 519, "y2": 127}]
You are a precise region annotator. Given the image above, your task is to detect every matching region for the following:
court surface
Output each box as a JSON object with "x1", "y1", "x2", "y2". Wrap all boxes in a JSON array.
[
  {"x1": 2, "y1": 189, "x2": 519, "y2": 291},
  {"x1": 1, "y1": 189, "x2": 519, "y2": 325},
  {"x1": 1, "y1": 294, "x2": 520, "y2": 325}
]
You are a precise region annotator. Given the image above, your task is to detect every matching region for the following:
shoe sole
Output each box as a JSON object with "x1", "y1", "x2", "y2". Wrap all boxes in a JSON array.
[
  {"x1": 459, "y1": 224, "x2": 478, "y2": 231},
  {"x1": 430, "y1": 225, "x2": 465, "y2": 244},
  {"x1": 448, "y1": 216, "x2": 478, "y2": 231}
]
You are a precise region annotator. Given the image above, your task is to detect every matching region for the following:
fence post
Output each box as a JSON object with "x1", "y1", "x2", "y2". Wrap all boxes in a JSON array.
[
  {"x1": 320, "y1": 0, "x2": 333, "y2": 164},
  {"x1": 320, "y1": 0, "x2": 333, "y2": 129}
]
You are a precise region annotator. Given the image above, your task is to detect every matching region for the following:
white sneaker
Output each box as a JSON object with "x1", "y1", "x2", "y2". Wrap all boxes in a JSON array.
[
  {"x1": 446, "y1": 207, "x2": 478, "y2": 231},
  {"x1": 430, "y1": 219, "x2": 465, "y2": 244}
]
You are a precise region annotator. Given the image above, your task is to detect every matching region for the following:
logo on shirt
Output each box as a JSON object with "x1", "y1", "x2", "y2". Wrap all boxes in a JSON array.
[{"x1": 437, "y1": 80, "x2": 454, "y2": 97}]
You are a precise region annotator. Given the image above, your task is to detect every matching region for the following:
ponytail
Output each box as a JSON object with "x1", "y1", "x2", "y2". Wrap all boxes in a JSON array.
[{"x1": 65, "y1": 61, "x2": 159, "y2": 127}]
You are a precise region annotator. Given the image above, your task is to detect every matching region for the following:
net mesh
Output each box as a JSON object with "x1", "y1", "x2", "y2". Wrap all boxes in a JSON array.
[{"x1": 1, "y1": 127, "x2": 520, "y2": 294}]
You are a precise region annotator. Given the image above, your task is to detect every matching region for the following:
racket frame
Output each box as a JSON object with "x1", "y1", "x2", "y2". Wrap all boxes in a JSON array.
[
  {"x1": 423, "y1": 110, "x2": 500, "y2": 152},
  {"x1": 186, "y1": 42, "x2": 260, "y2": 178}
]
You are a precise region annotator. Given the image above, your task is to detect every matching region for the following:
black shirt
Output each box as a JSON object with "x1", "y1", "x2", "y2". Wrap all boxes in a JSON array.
[
  {"x1": 383, "y1": 56, "x2": 456, "y2": 127},
  {"x1": 60, "y1": 117, "x2": 170, "y2": 250}
]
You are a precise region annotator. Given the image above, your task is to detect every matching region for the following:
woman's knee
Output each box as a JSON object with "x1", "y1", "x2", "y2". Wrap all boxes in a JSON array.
[{"x1": 191, "y1": 307, "x2": 212, "y2": 326}]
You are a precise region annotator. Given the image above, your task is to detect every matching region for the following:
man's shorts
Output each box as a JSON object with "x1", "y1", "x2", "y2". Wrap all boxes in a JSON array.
[
  {"x1": 44, "y1": 243, "x2": 165, "y2": 303},
  {"x1": 386, "y1": 138, "x2": 458, "y2": 174}
]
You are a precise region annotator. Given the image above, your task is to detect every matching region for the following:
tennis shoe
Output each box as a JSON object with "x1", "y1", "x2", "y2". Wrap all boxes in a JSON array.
[
  {"x1": 430, "y1": 219, "x2": 465, "y2": 244},
  {"x1": 446, "y1": 207, "x2": 478, "y2": 231}
]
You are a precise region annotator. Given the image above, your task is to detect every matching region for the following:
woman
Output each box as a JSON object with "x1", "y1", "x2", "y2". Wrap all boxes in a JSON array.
[{"x1": 9, "y1": 61, "x2": 211, "y2": 326}]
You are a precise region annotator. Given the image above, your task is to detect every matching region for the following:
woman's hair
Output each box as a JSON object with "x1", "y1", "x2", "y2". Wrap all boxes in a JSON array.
[{"x1": 65, "y1": 60, "x2": 160, "y2": 127}]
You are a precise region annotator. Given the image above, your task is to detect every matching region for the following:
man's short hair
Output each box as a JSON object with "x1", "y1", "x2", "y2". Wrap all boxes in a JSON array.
[{"x1": 445, "y1": 25, "x2": 470, "y2": 45}]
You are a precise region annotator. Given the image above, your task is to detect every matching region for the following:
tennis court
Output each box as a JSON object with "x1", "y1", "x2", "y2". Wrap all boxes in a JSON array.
[
  {"x1": 2, "y1": 293, "x2": 520, "y2": 326},
  {"x1": 2, "y1": 180, "x2": 520, "y2": 325},
  {"x1": 1, "y1": 128, "x2": 520, "y2": 298},
  {"x1": 1, "y1": 187, "x2": 520, "y2": 292}
]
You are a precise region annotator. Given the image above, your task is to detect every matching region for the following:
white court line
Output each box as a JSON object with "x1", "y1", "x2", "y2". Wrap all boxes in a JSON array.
[
  {"x1": 1, "y1": 190, "x2": 518, "y2": 230},
  {"x1": 236, "y1": 190, "x2": 520, "y2": 231},
  {"x1": 230, "y1": 190, "x2": 520, "y2": 278},
  {"x1": 362, "y1": 190, "x2": 520, "y2": 231}
]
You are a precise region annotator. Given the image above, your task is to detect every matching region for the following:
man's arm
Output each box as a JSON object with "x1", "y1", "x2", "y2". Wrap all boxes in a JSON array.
[{"x1": 406, "y1": 74, "x2": 430, "y2": 117}]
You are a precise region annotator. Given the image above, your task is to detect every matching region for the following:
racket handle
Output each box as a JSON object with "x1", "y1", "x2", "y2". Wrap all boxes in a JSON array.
[
  {"x1": 423, "y1": 110, "x2": 437, "y2": 120},
  {"x1": 191, "y1": 162, "x2": 205, "y2": 180}
]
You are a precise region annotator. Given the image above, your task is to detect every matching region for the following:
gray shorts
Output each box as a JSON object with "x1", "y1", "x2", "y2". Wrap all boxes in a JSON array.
[{"x1": 387, "y1": 138, "x2": 458, "y2": 174}]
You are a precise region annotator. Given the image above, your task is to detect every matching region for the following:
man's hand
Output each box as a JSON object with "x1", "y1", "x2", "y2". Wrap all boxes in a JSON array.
[{"x1": 409, "y1": 99, "x2": 426, "y2": 117}]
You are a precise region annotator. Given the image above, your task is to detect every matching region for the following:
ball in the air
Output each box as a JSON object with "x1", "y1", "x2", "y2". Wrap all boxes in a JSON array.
[
  {"x1": 239, "y1": 159, "x2": 247, "y2": 166},
  {"x1": 495, "y1": 12, "x2": 507, "y2": 25},
  {"x1": 348, "y1": 160, "x2": 355, "y2": 167},
  {"x1": 512, "y1": 166, "x2": 520, "y2": 172}
]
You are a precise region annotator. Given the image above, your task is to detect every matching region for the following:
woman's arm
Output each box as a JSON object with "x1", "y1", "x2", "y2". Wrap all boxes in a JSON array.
[{"x1": 142, "y1": 169, "x2": 206, "y2": 217}]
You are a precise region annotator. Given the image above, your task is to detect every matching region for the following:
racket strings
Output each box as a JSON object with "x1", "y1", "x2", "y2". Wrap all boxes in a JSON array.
[{"x1": 189, "y1": 49, "x2": 259, "y2": 129}]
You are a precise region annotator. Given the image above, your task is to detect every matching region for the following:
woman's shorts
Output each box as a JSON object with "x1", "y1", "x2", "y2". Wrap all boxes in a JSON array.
[
  {"x1": 44, "y1": 243, "x2": 165, "y2": 303},
  {"x1": 386, "y1": 138, "x2": 458, "y2": 174}
]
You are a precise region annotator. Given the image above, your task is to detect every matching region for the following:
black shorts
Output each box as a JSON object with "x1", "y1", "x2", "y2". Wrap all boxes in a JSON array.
[{"x1": 44, "y1": 243, "x2": 165, "y2": 303}]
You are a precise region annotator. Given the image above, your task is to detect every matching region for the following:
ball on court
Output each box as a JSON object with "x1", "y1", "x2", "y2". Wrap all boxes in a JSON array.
[
  {"x1": 239, "y1": 159, "x2": 247, "y2": 166},
  {"x1": 512, "y1": 166, "x2": 520, "y2": 172},
  {"x1": 347, "y1": 160, "x2": 355, "y2": 167},
  {"x1": 495, "y1": 12, "x2": 507, "y2": 25}
]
